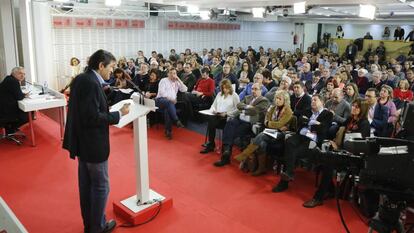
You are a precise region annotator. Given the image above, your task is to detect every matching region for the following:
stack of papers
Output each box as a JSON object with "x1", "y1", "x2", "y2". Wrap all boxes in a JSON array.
[{"x1": 263, "y1": 128, "x2": 280, "y2": 139}]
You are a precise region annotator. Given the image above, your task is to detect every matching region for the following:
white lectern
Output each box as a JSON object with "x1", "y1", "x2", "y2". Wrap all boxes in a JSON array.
[{"x1": 112, "y1": 93, "x2": 173, "y2": 225}]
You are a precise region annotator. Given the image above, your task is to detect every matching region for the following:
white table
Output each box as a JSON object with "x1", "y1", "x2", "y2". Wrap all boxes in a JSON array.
[{"x1": 18, "y1": 84, "x2": 66, "y2": 146}]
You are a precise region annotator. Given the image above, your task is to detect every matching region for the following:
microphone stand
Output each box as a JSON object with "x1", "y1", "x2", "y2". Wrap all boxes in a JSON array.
[{"x1": 126, "y1": 79, "x2": 145, "y2": 105}]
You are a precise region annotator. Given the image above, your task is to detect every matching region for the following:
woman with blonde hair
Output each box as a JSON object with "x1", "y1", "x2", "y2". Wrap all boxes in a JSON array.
[
  {"x1": 234, "y1": 90, "x2": 293, "y2": 176},
  {"x1": 200, "y1": 79, "x2": 240, "y2": 154}
]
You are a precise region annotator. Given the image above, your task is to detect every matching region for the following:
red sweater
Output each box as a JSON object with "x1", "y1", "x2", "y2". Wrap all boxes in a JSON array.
[
  {"x1": 194, "y1": 78, "x2": 215, "y2": 97},
  {"x1": 393, "y1": 89, "x2": 413, "y2": 101}
]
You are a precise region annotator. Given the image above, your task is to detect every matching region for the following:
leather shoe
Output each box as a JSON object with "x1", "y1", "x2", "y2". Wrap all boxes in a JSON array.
[
  {"x1": 213, "y1": 159, "x2": 230, "y2": 167},
  {"x1": 303, "y1": 199, "x2": 323, "y2": 208},
  {"x1": 200, "y1": 146, "x2": 215, "y2": 154},
  {"x1": 165, "y1": 130, "x2": 172, "y2": 140},
  {"x1": 272, "y1": 180, "x2": 289, "y2": 193},
  {"x1": 101, "y1": 219, "x2": 116, "y2": 233}
]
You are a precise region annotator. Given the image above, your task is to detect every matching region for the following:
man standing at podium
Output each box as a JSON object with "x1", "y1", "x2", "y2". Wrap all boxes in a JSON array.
[{"x1": 63, "y1": 50, "x2": 130, "y2": 233}]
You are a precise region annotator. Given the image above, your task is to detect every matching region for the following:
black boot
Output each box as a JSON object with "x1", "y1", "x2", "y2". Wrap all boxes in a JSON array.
[
  {"x1": 213, "y1": 145, "x2": 231, "y2": 167},
  {"x1": 200, "y1": 142, "x2": 215, "y2": 154},
  {"x1": 272, "y1": 180, "x2": 289, "y2": 193}
]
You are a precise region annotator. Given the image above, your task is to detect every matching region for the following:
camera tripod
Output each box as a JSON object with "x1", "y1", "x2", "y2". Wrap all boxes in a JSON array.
[{"x1": 367, "y1": 194, "x2": 406, "y2": 233}]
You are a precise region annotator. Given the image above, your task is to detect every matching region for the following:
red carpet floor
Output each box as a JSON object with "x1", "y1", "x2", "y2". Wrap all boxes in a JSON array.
[{"x1": 0, "y1": 114, "x2": 368, "y2": 233}]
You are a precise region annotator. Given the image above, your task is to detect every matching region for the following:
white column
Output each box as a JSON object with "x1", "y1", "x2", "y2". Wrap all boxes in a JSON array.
[
  {"x1": 303, "y1": 23, "x2": 318, "y2": 52},
  {"x1": 32, "y1": 2, "x2": 55, "y2": 88},
  {"x1": 0, "y1": 0, "x2": 19, "y2": 79},
  {"x1": 19, "y1": 0, "x2": 37, "y2": 83}
]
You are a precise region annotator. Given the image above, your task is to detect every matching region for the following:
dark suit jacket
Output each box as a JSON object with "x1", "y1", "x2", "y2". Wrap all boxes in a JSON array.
[
  {"x1": 305, "y1": 79, "x2": 324, "y2": 95},
  {"x1": 300, "y1": 109, "x2": 333, "y2": 145},
  {"x1": 0, "y1": 75, "x2": 25, "y2": 119},
  {"x1": 345, "y1": 44, "x2": 358, "y2": 57},
  {"x1": 290, "y1": 93, "x2": 312, "y2": 118},
  {"x1": 63, "y1": 70, "x2": 120, "y2": 163},
  {"x1": 371, "y1": 103, "x2": 389, "y2": 137},
  {"x1": 342, "y1": 117, "x2": 371, "y2": 138}
]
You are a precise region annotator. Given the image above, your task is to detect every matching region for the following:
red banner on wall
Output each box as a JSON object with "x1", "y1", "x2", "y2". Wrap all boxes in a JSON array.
[
  {"x1": 96, "y1": 19, "x2": 112, "y2": 28},
  {"x1": 52, "y1": 17, "x2": 73, "y2": 28},
  {"x1": 130, "y1": 20, "x2": 145, "y2": 28},
  {"x1": 114, "y1": 19, "x2": 129, "y2": 28},
  {"x1": 166, "y1": 21, "x2": 240, "y2": 30},
  {"x1": 74, "y1": 18, "x2": 92, "y2": 28}
]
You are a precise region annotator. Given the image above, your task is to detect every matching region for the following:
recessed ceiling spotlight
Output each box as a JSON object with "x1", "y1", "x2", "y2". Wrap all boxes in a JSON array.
[
  {"x1": 294, "y1": 1, "x2": 306, "y2": 14},
  {"x1": 359, "y1": 4, "x2": 376, "y2": 20}
]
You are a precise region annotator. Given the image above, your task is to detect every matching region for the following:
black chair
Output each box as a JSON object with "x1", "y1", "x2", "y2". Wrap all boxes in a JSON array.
[{"x1": 0, "y1": 118, "x2": 26, "y2": 145}]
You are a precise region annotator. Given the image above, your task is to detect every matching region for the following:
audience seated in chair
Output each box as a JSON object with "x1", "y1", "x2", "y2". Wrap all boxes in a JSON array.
[
  {"x1": 238, "y1": 73, "x2": 268, "y2": 100},
  {"x1": 0, "y1": 67, "x2": 29, "y2": 135},
  {"x1": 180, "y1": 62, "x2": 197, "y2": 92},
  {"x1": 273, "y1": 94, "x2": 333, "y2": 193},
  {"x1": 214, "y1": 62, "x2": 239, "y2": 93},
  {"x1": 183, "y1": 68, "x2": 215, "y2": 120},
  {"x1": 155, "y1": 67, "x2": 187, "y2": 140},
  {"x1": 303, "y1": 98, "x2": 370, "y2": 208},
  {"x1": 200, "y1": 79, "x2": 239, "y2": 154},
  {"x1": 234, "y1": 90, "x2": 293, "y2": 176},
  {"x1": 213, "y1": 82, "x2": 270, "y2": 167},
  {"x1": 365, "y1": 88, "x2": 390, "y2": 137},
  {"x1": 325, "y1": 88, "x2": 351, "y2": 139}
]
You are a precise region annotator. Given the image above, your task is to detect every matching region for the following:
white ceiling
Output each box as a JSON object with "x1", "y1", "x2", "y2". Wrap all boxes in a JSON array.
[{"x1": 46, "y1": 0, "x2": 414, "y2": 22}]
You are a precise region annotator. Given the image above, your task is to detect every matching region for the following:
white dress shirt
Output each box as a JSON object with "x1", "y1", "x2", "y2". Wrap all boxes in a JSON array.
[{"x1": 156, "y1": 77, "x2": 188, "y2": 100}]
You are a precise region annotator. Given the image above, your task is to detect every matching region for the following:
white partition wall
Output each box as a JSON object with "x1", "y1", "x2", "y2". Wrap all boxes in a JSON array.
[
  {"x1": 0, "y1": 0, "x2": 19, "y2": 80},
  {"x1": 45, "y1": 16, "x2": 294, "y2": 88}
]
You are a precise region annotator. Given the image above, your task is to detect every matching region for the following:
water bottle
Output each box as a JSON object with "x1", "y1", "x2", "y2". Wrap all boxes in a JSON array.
[{"x1": 43, "y1": 81, "x2": 48, "y2": 94}]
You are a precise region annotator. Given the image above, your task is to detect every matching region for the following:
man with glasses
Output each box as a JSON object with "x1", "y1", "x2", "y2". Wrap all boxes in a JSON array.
[
  {"x1": 365, "y1": 88, "x2": 389, "y2": 136},
  {"x1": 238, "y1": 73, "x2": 268, "y2": 100},
  {"x1": 214, "y1": 62, "x2": 238, "y2": 92},
  {"x1": 325, "y1": 88, "x2": 351, "y2": 138},
  {"x1": 0, "y1": 67, "x2": 29, "y2": 135}
]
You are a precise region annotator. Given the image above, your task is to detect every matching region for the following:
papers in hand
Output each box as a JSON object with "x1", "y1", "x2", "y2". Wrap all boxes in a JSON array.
[
  {"x1": 263, "y1": 128, "x2": 280, "y2": 139},
  {"x1": 116, "y1": 88, "x2": 134, "y2": 94},
  {"x1": 199, "y1": 109, "x2": 216, "y2": 116}
]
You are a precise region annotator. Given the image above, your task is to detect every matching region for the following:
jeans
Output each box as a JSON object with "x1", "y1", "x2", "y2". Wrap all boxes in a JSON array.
[
  {"x1": 78, "y1": 159, "x2": 109, "y2": 233},
  {"x1": 222, "y1": 118, "x2": 251, "y2": 146},
  {"x1": 251, "y1": 132, "x2": 279, "y2": 153},
  {"x1": 156, "y1": 97, "x2": 178, "y2": 132}
]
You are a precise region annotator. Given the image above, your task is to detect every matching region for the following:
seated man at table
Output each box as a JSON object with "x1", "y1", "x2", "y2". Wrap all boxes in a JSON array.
[{"x1": 0, "y1": 67, "x2": 29, "y2": 134}]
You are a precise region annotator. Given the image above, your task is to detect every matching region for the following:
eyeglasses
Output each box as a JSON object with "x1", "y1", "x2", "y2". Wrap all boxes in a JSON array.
[{"x1": 252, "y1": 87, "x2": 260, "y2": 90}]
